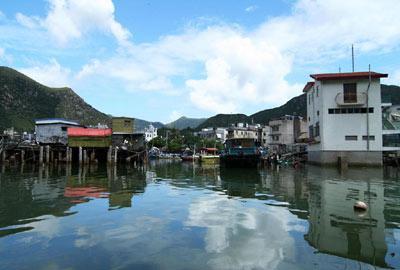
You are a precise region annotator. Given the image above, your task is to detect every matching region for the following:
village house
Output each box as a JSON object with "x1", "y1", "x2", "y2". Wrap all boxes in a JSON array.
[
  {"x1": 112, "y1": 117, "x2": 145, "y2": 151},
  {"x1": 268, "y1": 115, "x2": 308, "y2": 152},
  {"x1": 304, "y1": 71, "x2": 388, "y2": 166},
  {"x1": 197, "y1": 127, "x2": 228, "y2": 143},
  {"x1": 35, "y1": 118, "x2": 81, "y2": 145}
]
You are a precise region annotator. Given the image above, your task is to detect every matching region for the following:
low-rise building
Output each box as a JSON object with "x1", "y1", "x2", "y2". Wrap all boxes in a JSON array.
[
  {"x1": 67, "y1": 127, "x2": 112, "y2": 148},
  {"x1": 304, "y1": 71, "x2": 388, "y2": 166},
  {"x1": 268, "y1": 115, "x2": 307, "y2": 152},
  {"x1": 35, "y1": 118, "x2": 81, "y2": 145},
  {"x1": 197, "y1": 127, "x2": 228, "y2": 142},
  {"x1": 227, "y1": 123, "x2": 259, "y2": 141}
]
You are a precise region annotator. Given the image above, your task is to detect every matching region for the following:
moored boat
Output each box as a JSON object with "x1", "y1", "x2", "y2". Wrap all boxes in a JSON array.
[
  {"x1": 180, "y1": 149, "x2": 199, "y2": 162},
  {"x1": 220, "y1": 138, "x2": 261, "y2": 167},
  {"x1": 198, "y1": 147, "x2": 220, "y2": 164}
]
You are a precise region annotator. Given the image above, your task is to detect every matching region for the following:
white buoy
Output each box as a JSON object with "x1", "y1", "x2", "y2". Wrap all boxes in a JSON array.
[{"x1": 354, "y1": 201, "x2": 368, "y2": 211}]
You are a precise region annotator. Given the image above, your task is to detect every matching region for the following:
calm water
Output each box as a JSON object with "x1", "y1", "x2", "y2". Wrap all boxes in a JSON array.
[{"x1": 1, "y1": 162, "x2": 400, "y2": 270}]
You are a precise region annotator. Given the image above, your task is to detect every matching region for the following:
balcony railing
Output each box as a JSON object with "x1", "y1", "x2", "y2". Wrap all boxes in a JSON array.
[{"x1": 335, "y1": 92, "x2": 367, "y2": 106}]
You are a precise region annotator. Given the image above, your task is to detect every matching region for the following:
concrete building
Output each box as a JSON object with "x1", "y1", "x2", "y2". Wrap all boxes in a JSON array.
[
  {"x1": 382, "y1": 104, "x2": 400, "y2": 151},
  {"x1": 144, "y1": 124, "x2": 158, "y2": 142},
  {"x1": 35, "y1": 118, "x2": 81, "y2": 145},
  {"x1": 304, "y1": 71, "x2": 388, "y2": 166},
  {"x1": 260, "y1": 126, "x2": 272, "y2": 147},
  {"x1": 227, "y1": 123, "x2": 260, "y2": 142},
  {"x1": 268, "y1": 115, "x2": 307, "y2": 152},
  {"x1": 197, "y1": 127, "x2": 228, "y2": 143}
]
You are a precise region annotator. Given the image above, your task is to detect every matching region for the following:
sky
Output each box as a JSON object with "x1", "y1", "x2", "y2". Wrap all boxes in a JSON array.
[{"x1": 1, "y1": 0, "x2": 400, "y2": 123}]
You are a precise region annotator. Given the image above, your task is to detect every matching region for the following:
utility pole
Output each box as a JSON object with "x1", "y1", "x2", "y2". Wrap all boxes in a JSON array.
[{"x1": 351, "y1": 44, "x2": 355, "y2": 72}]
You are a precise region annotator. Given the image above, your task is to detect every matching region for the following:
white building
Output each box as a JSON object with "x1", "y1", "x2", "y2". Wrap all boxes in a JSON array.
[
  {"x1": 304, "y1": 71, "x2": 388, "y2": 166},
  {"x1": 260, "y1": 126, "x2": 272, "y2": 147},
  {"x1": 268, "y1": 115, "x2": 308, "y2": 152},
  {"x1": 197, "y1": 127, "x2": 228, "y2": 143},
  {"x1": 144, "y1": 124, "x2": 158, "y2": 142}
]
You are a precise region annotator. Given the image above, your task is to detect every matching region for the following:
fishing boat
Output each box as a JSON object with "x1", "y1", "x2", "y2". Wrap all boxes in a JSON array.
[
  {"x1": 180, "y1": 149, "x2": 199, "y2": 162},
  {"x1": 198, "y1": 147, "x2": 220, "y2": 164},
  {"x1": 220, "y1": 138, "x2": 261, "y2": 167}
]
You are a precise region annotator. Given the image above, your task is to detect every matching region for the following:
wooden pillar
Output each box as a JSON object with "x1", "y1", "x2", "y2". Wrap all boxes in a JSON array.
[
  {"x1": 50, "y1": 149, "x2": 54, "y2": 163},
  {"x1": 2, "y1": 150, "x2": 6, "y2": 163},
  {"x1": 45, "y1": 145, "x2": 50, "y2": 164},
  {"x1": 114, "y1": 147, "x2": 118, "y2": 164},
  {"x1": 66, "y1": 147, "x2": 70, "y2": 163},
  {"x1": 69, "y1": 148, "x2": 73, "y2": 162},
  {"x1": 83, "y1": 149, "x2": 87, "y2": 164},
  {"x1": 39, "y1": 146, "x2": 44, "y2": 164},
  {"x1": 21, "y1": 150, "x2": 25, "y2": 163},
  {"x1": 91, "y1": 150, "x2": 95, "y2": 162},
  {"x1": 58, "y1": 151, "x2": 62, "y2": 163},
  {"x1": 79, "y1": 147, "x2": 83, "y2": 164},
  {"x1": 107, "y1": 146, "x2": 112, "y2": 164}
]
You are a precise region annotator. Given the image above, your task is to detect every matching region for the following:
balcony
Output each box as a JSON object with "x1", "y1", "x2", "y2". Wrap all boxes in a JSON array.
[{"x1": 335, "y1": 92, "x2": 367, "y2": 106}]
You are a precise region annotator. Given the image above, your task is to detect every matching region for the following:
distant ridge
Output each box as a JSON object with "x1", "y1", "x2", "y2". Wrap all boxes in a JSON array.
[{"x1": 166, "y1": 116, "x2": 206, "y2": 130}]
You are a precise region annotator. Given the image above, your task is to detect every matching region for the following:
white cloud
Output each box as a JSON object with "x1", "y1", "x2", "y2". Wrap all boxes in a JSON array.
[
  {"x1": 245, "y1": 5, "x2": 258, "y2": 12},
  {"x1": 16, "y1": 0, "x2": 131, "y2": 46},
  {"x1": 19, "y1": 59, "x2": 71, "y2": 87},
  {"x1": 387, "y1": 69, "x2": 400, "y2": 85},
  {"x1": 75, "y1": 0, "x2": 400, "y2": 115},
  {"x1": 11, "y1": 0, "x2": 400, "y2": 116},
  {"x1": 15, "y1": 13, "x2": 41, "y2": 29}
]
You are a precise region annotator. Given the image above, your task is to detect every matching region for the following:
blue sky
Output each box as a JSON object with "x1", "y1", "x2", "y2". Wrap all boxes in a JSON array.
[{"x1": 1, "y1": 0, "x2": 400, "y2": 123}]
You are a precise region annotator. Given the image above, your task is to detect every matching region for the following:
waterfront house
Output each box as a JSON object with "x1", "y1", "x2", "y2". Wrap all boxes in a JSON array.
[
  {"x1": 304, "y1": 71, "x2": 388, "y2": 165},
  {"x1": 111, "y1": 117, "x2": 145, "y2": 151},
  {"x1": 35, "y1": 118, "x2": 81, "y2": 145},
  {"x1": 268, "y1": 115, "x2": 307, "y2": 153}
]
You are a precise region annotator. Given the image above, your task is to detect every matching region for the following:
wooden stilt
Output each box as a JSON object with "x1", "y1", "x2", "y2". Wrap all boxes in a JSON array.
[
  {"x1": 45, "y1": 145, "x2": 50, "y2": 164},
  {"x1": 114, "y1": 147, "x2": 118, "y2": 164},
  {"x1": 79, "y1": 147, "x2": 83, "y2": 164},
  {"x1": 107, "y1": 146, "x2": 112, "y2": 164},
  {"x1": 39, "y1": 146, "x2": 44, "y2": 164},
  {"x1": 21, "y1": 150, "x2": 25, "y2": 163}
]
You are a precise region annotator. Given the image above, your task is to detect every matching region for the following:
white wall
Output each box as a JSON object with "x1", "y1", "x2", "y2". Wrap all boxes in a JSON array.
[{"x1": 308, "y1": 78, "x2": 383, "y2": 152}]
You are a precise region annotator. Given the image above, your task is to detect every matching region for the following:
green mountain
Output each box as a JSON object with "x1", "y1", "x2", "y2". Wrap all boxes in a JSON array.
[
  {"x1": 197, "y1": 84, "x2": 400, "y2": 129},
  {"x1": 0, "y1": 66, "x2": 111, "y2": 131},
  {"x1": 166, "y1": 116, "x2": 206, "y2": 130}
]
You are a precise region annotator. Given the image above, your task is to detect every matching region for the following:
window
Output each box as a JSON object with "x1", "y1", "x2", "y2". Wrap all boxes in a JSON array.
[
  {"x1": 309, "y1": 125, "x2": 314, "y2": 139},
  {"x1": 315, "y1": 122, "x2": 320, "y2": 137},
  {"x1": 124, "y1": 120, "x2": 130, "y2": 127},
  {"x1": 343, "y1": 83, "x2": 357, "y2": 103},
  {"x1": 362, "y1": 136, "x2": 375, "y2": 141},
  {"x1": 328, "y1": 107, "x2": 374, "y2": 114},
  {"x1": 345, "y1": 135, "x2": 358, "y2": 141},
  {"x1": 316, "y1": 86, "x2": 319, "y2": 97},
  {"x1": 317, "y1": 110, "x2": 320, "y2": 116},
  {"x1": 61, "y1": 127, "x2": 67, "y2": 131},
  {"x1": 272, "y1": 126, "x2": 279, "y2": 132},
  {"x1": 308, "y1": 117, "x2": 310, "y2": 121},
  {"x1": 273, "y1": 136, "x2": 279, "y2": 141}
]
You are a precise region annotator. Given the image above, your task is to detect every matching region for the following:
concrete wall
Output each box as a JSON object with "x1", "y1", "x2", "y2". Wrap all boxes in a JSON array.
[
  {"x1": 35, "y1": 124, "x2": 71, "y2": 145},
  {"x1": 308, "y1": 150, "x2": 383, "y2": 166}
]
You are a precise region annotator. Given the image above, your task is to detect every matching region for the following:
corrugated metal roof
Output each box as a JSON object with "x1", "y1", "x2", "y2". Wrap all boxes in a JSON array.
[
  {"x1": 310, "y1": 72, "x2": 388, "y2": 81},
  {"x1": 68, "y1": 128, "x2": 112, "y2": 137},
  {"x1": 35, "y1": 118, "x2": 80, "y2": 126}
]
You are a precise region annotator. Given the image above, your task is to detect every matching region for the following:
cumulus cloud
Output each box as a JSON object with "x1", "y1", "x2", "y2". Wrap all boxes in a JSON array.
[
  {"x1": 19, "y1": 59, "x2": 71, "y2": 87},
  {"x1": 11, "y1": 0, "x2": 400, "y2": 115},
  {"x1": 245, "y1": 5, "x2": 258, "y2": 13},
  {"x1": 75, "y1": 0, "x2": 400, "y2": 114},
  {"x1": 16, "y1": 0, "x2": 131, "y2": 46}
]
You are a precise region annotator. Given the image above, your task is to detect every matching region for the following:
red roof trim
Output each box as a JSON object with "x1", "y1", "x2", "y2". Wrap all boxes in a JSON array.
[
  {"x1": 302, "y1": 81, "x2": 314, "y2": 93},
  {"x1": 67, "y1": 128, "x2": 112, "y2": 137},
  {"x1": 310, "y1": 71, "x2": 388, "y2": 81}
]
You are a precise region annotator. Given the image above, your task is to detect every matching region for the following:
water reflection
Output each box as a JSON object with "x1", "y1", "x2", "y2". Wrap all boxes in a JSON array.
[{"x1": 0, "y1": 161, "x2": 400, "y2": 269}]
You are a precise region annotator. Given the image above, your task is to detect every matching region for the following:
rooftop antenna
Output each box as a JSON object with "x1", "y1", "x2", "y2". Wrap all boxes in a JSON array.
[{"x1": 351, "y1": 44, "x2": 355, "y2": 72}]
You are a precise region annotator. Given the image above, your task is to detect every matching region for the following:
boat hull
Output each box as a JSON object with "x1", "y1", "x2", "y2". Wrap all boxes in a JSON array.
[{"x1": 220, "y1": 154, "x2": 260, "y2": 167}]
